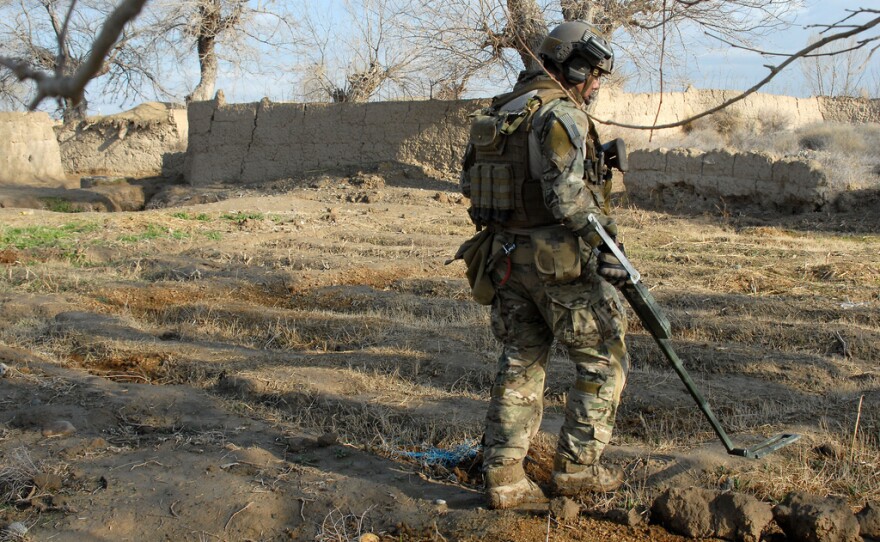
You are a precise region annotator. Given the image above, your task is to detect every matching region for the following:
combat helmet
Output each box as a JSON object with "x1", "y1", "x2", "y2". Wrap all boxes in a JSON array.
[{"x1": 538, "y1": 21, "x2": 614, "y2": 83}]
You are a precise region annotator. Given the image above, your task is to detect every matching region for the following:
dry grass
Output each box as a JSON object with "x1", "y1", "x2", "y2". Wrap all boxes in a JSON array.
[
  {"x1": 0, "y1": 177, "x2": 878, "y2": 525},
  {"x1": 0, "y1": 447, "x2": 49, "y2": 508},
  {"x1": 316, "y1": 507, "x2": 376, "y2": 542}
]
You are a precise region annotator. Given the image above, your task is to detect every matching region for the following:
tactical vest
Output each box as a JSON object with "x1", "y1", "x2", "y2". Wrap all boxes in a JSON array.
[{"x1": 466, "y1": 87, "x2": 570, "y2": 230}]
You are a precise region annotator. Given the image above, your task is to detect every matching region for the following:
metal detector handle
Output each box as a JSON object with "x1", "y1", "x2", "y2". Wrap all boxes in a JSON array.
[{"x1": 587, "y1": 214, "x2": 640, "y2": 283}]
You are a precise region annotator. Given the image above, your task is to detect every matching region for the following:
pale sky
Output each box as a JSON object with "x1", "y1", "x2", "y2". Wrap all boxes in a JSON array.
[
  {"x1": 674, "y1": 1, "x2": 880, "y2": 97},
  {"x1": 81, "y1": 0, "x2": 879, "y2": 114}
]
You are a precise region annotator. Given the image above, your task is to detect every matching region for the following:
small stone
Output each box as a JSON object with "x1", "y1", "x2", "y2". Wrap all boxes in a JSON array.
[
  {"x1": 316, "y1": 432, "x2": 338, "y2": 447},
  {"x1": 358, "y1": 534, "x2": 379, "y2": 542},
  {"x1": 605, "y1": 506, "x2": 646, "y2": 527},
  {"x1": 42, "y1": 420, "x2": 76, "y2": 438},
  {"x1": 549, "y1": 497, "x2": 580, "y2": 522},
  {"x1": 3, "y1": 521, "x2": 28, "y2": 539},
  {"x1": 285, "y1": 436, "x2": 315, "y2": 452},
  {"x1": 857, "y1": 502, "x2": 880, "y2": 539},
  {"x1": 0, "y1": 362, "x2": 8, "y2": 377}
]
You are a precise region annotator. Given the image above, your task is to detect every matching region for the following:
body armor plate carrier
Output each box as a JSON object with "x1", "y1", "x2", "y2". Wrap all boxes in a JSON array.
[{"x1": 466, "y1": 88, "x2": 567, "y2": 230}]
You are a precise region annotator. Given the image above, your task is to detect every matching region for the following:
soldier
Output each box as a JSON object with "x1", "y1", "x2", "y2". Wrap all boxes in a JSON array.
[{"x1": 457, "y1": 21, "x2": 630, "y2": 509}]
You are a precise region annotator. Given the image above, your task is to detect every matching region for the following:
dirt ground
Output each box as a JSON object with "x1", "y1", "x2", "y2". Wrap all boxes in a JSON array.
[{"x1": 0, "y1": 169, "x2": 877, "y2": 541}]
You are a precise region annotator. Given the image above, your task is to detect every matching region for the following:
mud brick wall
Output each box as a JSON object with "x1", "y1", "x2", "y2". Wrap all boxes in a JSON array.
[
  {"x1": 183, "y1": 91, "x2": 878, "y2": 188},
  {"x1": 818, "y1": 96, "x2": 880, "y2": 124},
  {"x1": 0, "y1": 112, "x2": 70, "y2": 188},
  {"x1": 56, "y1": 102, "x2": 188, "y2": 179},
  {"x1": 184, "y1": 96, "x2": 485, "y2": 186},
  {"x1": 625, "y1": 149, "x2": 829, "y2": 212}
]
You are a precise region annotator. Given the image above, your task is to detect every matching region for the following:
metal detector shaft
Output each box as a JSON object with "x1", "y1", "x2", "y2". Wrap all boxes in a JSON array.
[
  {"x1": 587, "y1": 215, "x2": 800, "y2": 458},
  {"x1": 617, "y1": 283, "x2": 734, "y2": 454}
]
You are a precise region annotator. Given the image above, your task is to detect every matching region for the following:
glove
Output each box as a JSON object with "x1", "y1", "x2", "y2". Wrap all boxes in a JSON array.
[
  {"x1": 574, "y1": 217, "x2": 618, "y2": 249},
  {"x1": 597, "y1": 243, "x2": 628, "y2": 288}
]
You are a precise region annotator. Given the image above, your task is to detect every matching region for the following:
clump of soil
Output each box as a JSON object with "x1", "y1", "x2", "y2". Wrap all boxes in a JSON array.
[
  {"x1": 773, "y1": 492, "x2": 862, "y2": 542},
  {"x1": 651, "y1": 487, "x2": 772, "y2": 541}
]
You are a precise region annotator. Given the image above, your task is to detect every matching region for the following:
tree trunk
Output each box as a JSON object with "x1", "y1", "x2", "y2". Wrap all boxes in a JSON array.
[
  {"x1": 62, "y1": 96, "x2": 88, "y2": 124},
  {"x1": 507, "y1": 0, "x2": 548, "y2": 71},
  {"x1": 188, "y1": 33, "x2": 218, "y2": 102},
  {"x1": 187, "y1": 0, "x2": 222, "y2": 103}
]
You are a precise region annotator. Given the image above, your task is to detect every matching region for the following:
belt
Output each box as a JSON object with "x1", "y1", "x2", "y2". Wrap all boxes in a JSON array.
[{"x1": 508, "y1": 245, "x2": 534, "y2": 265}]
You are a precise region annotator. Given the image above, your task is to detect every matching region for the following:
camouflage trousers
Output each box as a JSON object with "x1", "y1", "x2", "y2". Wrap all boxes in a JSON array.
[{"x1": 483, "y1": 229, "x2": 629, "y2": 473}]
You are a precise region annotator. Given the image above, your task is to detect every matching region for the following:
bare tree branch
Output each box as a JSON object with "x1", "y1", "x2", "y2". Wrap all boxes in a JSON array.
[
  {"x1": 0, "y1": 0, "x2": 147, "y2": 111},
  {"x1": 590, "y1": 9, "x2": 880, "y2": 129}
]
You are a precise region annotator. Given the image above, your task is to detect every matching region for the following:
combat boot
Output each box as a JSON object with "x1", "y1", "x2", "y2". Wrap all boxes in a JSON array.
[
  {"x1": 551, "y1": 456, "x2": 624, "y2": 496},
  {"x1": 485, "y1": 465, "x2": 548, "y2": 510}
]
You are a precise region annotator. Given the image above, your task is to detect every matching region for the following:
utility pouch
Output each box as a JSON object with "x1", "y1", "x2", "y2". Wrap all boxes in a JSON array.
[
  {"x1": 470, "y1": 114, "x2": 506, "y2": 155},
  {"x1": 531, "y1": 227, "x2": 582, "y2": 284},
  {"x1": 451, "y1": 229, "x2": 496, "y2": 305}
]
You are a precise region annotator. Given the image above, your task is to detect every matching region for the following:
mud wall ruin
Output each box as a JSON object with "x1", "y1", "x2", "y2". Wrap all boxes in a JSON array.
[
  {"x1": 599, "y1": 88, "x2": 880, "y2": 129},
  {"x1": 55, "y1": 102, "x2": 188, "y2": 180},
  {"x1": 625, "y1": 149, "x2": 829, "y2": 212},
  {"x1": 184, "y1": 95, "x2": 477, "y2": 186},
  {"x1": 0, "y1": 112, "x2": 70, "y2": 188},
  {"x1": 0, "y1": 89, "x2": 876, "y2": 213},
  {"x1": 184, "y1": 90, "x2": 878, "y2": 190}
]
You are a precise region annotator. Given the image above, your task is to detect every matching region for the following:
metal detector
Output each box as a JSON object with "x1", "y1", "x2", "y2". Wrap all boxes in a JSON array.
[{"x1": 588, "y1": 214, "x2": 801, "y2": 458}]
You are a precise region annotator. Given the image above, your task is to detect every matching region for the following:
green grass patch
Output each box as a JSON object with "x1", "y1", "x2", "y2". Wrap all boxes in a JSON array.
[
  {"x1": 118, "y1": 224, "x2": 194, "y2": 243},
  {"x1": 171, "y1": 211, "x2": 212, "y2": 221},
  {"x1": 221, "y1": 211, "x2": 265, "y2": 222},
  {"x1": 0, "y1": 222, "x2": 98, "y2": 250},
  {"x1": 40, "y1": 197, "x2": 83, "y2": 213},
  {"x1": 203, "y1": 231, "x2": 222, "y2": 241}
]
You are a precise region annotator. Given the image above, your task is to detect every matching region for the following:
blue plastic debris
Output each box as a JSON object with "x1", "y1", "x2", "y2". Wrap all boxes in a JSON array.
[{"x1": 396, "y1": 440, "x2": 481, "y2": 468}]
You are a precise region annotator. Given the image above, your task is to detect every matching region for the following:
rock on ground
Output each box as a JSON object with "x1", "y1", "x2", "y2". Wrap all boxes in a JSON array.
[
  {"x1": 857, "y1": 502, "x2": 880, "y2": 540},
  {"x1": 773, "y1": 491, "x2": 861, "y2": 542},
  {"x1": 651, "y1": 487, "x2": 772, "y2": 541}
]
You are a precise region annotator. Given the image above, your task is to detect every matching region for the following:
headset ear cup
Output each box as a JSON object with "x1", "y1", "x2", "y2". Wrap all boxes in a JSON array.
[{"x1": 565, "y1": 65, "x2": 586, "y2": 84}]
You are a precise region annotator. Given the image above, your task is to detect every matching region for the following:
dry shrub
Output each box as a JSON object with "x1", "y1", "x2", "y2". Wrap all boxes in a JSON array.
[
  {"x1": 0, "y1": 447, "x2": 39, "y2": 504},
  {"x1": 658, "y1": 108, "x2": 793, "y2": 153},
  {"x1": 753, "y1": 108, "x2": 792, "y2": 134},
  {"x1": 795, "y1": 123, "x2": 880, "y2": 191},
  {"x1": 712, "y1": 108, "x2": 747, "y2": 137},
  {"x1": 799, "y1": 123, "x2": 864, "y2": 152}
]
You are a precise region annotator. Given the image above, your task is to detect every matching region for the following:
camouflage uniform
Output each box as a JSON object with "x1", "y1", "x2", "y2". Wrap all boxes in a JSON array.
[{"x1": 460, "y1": 71, "x2": 629, "y2": 490}]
